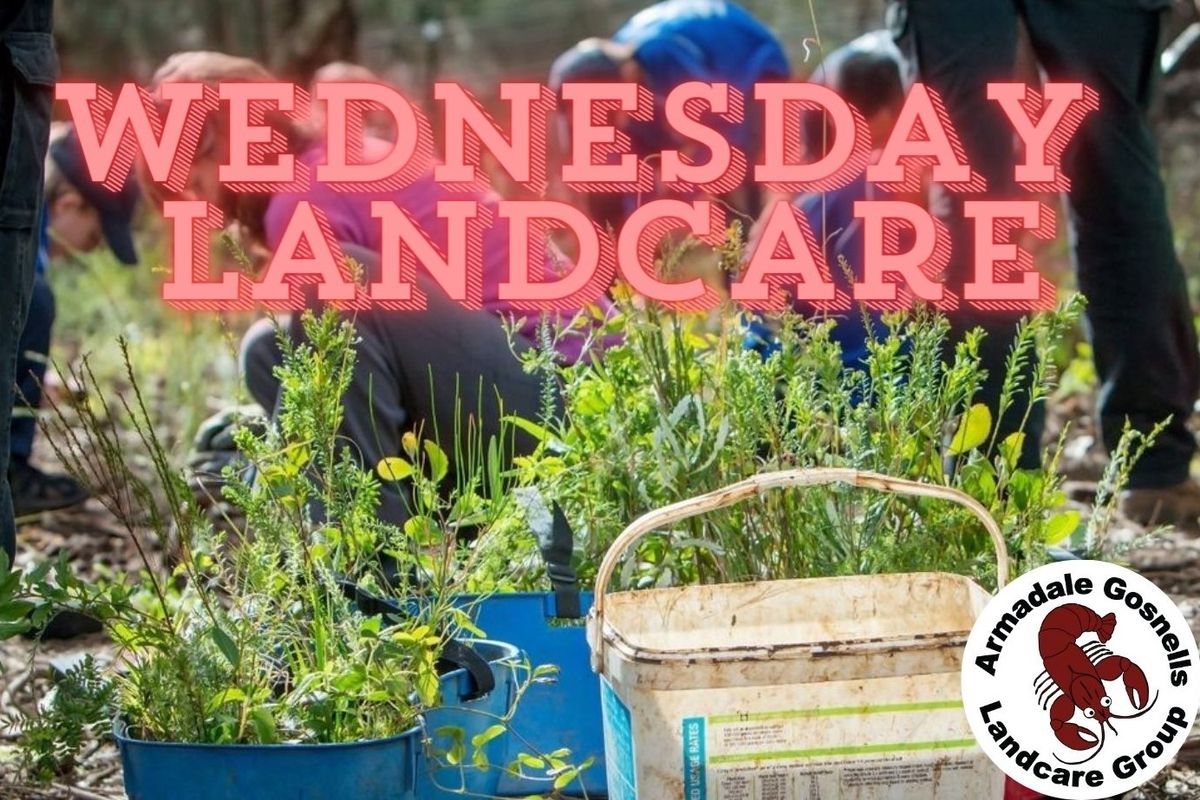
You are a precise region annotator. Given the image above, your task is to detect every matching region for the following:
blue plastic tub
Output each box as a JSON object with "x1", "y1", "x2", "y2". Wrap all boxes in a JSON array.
[
  {"x1": 115, "y1": 720, "x2": 420, "y2": 800},
  {"x1": 417, "y1": 638, "x2": 522, "y2": 798},
  {"x1": 456, "y1": 591, "x2": 606, "y2": 797}
]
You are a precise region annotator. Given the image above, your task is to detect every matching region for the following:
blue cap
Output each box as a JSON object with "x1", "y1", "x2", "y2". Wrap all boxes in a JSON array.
[{"x1": 50, "y1": 128, "x2": 140, "y2": 266}]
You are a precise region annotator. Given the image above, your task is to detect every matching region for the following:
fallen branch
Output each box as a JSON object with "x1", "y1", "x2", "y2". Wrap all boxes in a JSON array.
[{"x1": 51, "y1": 782, "x2": 119, "y2": 800}]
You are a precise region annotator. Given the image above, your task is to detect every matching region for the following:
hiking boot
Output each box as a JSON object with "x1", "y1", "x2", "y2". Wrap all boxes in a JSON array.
[
  {"x1": 9, "y1": 459, "x2": 89, "y2": 517},
  {"x1": 24, "y1": 609, "x2": 103, "y2": 641},
  {"x1": 1119, "y1": 479, "x2": 1200, "y2": 533}
]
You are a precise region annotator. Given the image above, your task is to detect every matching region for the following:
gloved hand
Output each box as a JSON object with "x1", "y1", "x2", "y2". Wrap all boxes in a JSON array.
[
  {"x1": 174, "y1": 406, "x2": 268, "y2": 555},
  {"x1": 192, "y1": 404, "x2": 268, "y2": 455},
  {"x1": 187, "y1": 405, "x2": 266, "y2": 505}
]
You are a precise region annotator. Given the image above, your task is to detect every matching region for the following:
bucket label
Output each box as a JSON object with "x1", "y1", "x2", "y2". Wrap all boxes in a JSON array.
[
  {"x1": 702, "y1": 756, "x2": 981, "y2": 798},
  {"x1": 683, "y1": 716, "x2": 707, "y2": 799},
  {"x1": 962, "y1": 560, "x2": 1200, "y2": 799},
  {"x1": 601, "y1": 676, "x2": 637, "y2": 800},
  {"x1": 660, "y1": 671, "x2": 999, "y2": 798}
]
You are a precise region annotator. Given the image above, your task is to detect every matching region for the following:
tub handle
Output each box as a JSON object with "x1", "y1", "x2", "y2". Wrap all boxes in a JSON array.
[
  {"x1": 439, "y1": 639, "x2": 496, "y2": 702},
  {"x1": 588, "y1": 467, "x2": 1009, "y2": 674},
  {"x1": 514, "y1": 487, "x2": 582, "y2": 619}
]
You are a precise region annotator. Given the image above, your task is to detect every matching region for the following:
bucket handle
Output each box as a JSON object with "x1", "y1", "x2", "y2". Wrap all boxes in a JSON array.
[{"x1": 589, "y1": 468, "x2": 1009, "y2": 672}]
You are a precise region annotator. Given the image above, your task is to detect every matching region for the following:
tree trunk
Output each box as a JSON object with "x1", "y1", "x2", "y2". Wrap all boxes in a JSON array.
[
  {"x1": 252, "y1": 0, "x2": 271, "y2": 64},
  {"x1": 205, "y1": 0, "x2": 233, "y2": 53},
  {"x1": 269, "y1": 0, "x2": 359, "y2": 80}
]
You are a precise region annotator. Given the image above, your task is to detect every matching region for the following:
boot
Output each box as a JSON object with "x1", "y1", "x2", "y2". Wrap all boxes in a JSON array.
[
  {"x1": 9, "y1": 458, "x2": 89, "y2": 517},
  {"x1": 1119, "y1": 479, "x2": 1200, "y2": 533}
]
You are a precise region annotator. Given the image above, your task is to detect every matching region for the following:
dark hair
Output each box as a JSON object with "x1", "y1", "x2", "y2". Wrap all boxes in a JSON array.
[
  {"x1": 804, "y1": 48, "x2": 904, "y2": 157},
  {"x1": 549, "y1": 40, "x2": 623, "y2": 92},
  {"x1": 836, "y1": 50, "x2": 905, "y2": 121}
]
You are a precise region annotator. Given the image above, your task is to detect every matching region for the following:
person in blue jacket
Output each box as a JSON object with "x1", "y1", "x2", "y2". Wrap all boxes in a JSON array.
[
  {"x1": 549, "y1": 0, "x2": 791, "y2": 229},
  {"x1": 744, "y1": 32, "x2": 909, "y2": 372}
]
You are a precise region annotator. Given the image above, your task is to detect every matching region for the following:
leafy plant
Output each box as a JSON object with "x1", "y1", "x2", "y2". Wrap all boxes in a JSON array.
[
  {"x1": 422, "y1": 659, "x2": 596, "y2": 797},
  {"x1": 3, "y1": 311, "x2": 467, "y2": 746},
  {"x1": 47, "y1": 243, "x2": 240, "y2": 451},
  {"x1": 3, "y1": 655, "x2": 114, "y2": 784},
  {"x1": 1, "y1": 308, "x2": 593, "y2": 797},
  {"x1": 482, "y1": 292, "x2": 1149, "y2": 592}
]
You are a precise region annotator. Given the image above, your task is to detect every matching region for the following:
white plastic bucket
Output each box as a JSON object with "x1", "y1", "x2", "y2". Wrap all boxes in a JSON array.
[{"x1": 587, "y1": 468, "x2": 1009, "y2": 800}]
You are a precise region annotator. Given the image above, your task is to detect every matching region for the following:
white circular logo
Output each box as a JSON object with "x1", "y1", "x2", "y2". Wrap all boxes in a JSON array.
[{"x1": 961, "y1": 560, "x2": 1200, "y2": 799}]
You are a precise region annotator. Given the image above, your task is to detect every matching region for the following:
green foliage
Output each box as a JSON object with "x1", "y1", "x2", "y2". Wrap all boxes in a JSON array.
[
  {"x1": 4, "y1": 311, "x2": 461, "y2": 746},
  {"x1": 1078, "y1": 418, "x2": 1169, "y2": 559},
  {"x1": 420, "y1": 658, "x2": 595, "y2": 797},
  {"x1": 483, "y1": 293, "x2": 1149, "y2": 592},
  {"x1": 47, "y1": 245, "x2": 240, "y2": 451},
  {"x1": 367, "y1": 367, "x2": 555, "y2": 596},
  {"x1": 1, "y1": 309, "x2": 592, "y2": 796},
  {"x1": 4, "y1": 656, "x2": 114, "y2": 784}
]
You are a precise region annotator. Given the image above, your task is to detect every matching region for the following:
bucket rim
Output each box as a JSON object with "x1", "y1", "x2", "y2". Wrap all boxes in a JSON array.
[
  {"x1": 594, "y1": 572, "x2": 985, "y2": 664},
  {"x1": 112, "y1": 717, "x2": 422, "y2": 751},
  {"x1": 451, "y1": 590, "x2": 596, "y2": 602},
  {"x1": 594, "y1": 570, "x2": 987, "y2": 659},
  {"x1": 598, "y1": 623, "x2": 971, "y2": 665}
]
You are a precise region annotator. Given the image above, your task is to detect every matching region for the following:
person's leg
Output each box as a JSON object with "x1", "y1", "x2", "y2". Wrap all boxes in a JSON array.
[
  {"x1": 300, "y1": 247, "x2": 557, "y2": 527},
  {"x1": 239, "y1": 316, "x2": 285, "y2": 413},
  {"x1": 7, "y1": 273, "x2": 86, "y2": 516},
  {"x1": 1023, "y1": 1, "x2": 1200, "y2": 518},
  {"x1": 9, "y1": 272, "x2": 50, "y2": 465},
  {"x1": 0, "y1": 235, "x2": 34, "y2": 561},
  {"x1": 905, "y1": 0, "x2": 1042, "y2": 467}
]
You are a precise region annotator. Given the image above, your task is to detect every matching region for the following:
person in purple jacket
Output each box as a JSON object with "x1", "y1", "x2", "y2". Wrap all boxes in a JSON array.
[
  {"x1": 148, "y1": 52, "x2": 611, "y2": 526},
  {"x1": 549, "y1": 0, "x2": 791, "y2": 229}
]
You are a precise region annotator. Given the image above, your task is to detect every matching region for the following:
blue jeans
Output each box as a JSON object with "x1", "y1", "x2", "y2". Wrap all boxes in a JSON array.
[
  {"x1": 10, "y1": 272, "x2": 51, "y2": 463},
  {"x1": 0, "y1": 0, "x2": 56, "y2": 562}
]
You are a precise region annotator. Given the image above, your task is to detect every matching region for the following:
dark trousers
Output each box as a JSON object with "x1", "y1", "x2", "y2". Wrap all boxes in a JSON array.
[
  {"x1": 0, "y1": 0, "x2": 56, "y2": 562},
  {"x1": 240, "y1": 246, "x2": 557, "y2": 526},
  {"x1": 908, "y1": 0, "x2": 1199, "y2": 487},
  {"x1": 10, "y1": 271, "x2": 51, "y2": 463},
  {"x1": 0, "y1": 228, "x2": 36, "y2": 561}
]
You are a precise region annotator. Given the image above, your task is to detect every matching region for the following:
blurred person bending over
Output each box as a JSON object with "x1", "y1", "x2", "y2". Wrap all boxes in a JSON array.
[
  {"x1": 549, "y1": 0, "x2": 790, "y2": 230},
  {"x1": 0, "y1": 0, "x2": 55, "y2": 564},
  {"x1": 901, "y1": 0, "x2": 1200, "y2": 529},
  {"x1": 145, "y1": 52, "x2": 614, "y2": 528},
  {"x1": 744, "y1": 33, "x2": 911, "y2": 369}
]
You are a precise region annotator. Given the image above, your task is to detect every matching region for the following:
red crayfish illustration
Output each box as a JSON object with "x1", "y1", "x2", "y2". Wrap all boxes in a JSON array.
[{"x1": 1034, "y1": 603, "x2": 1157, "y2": 763}]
